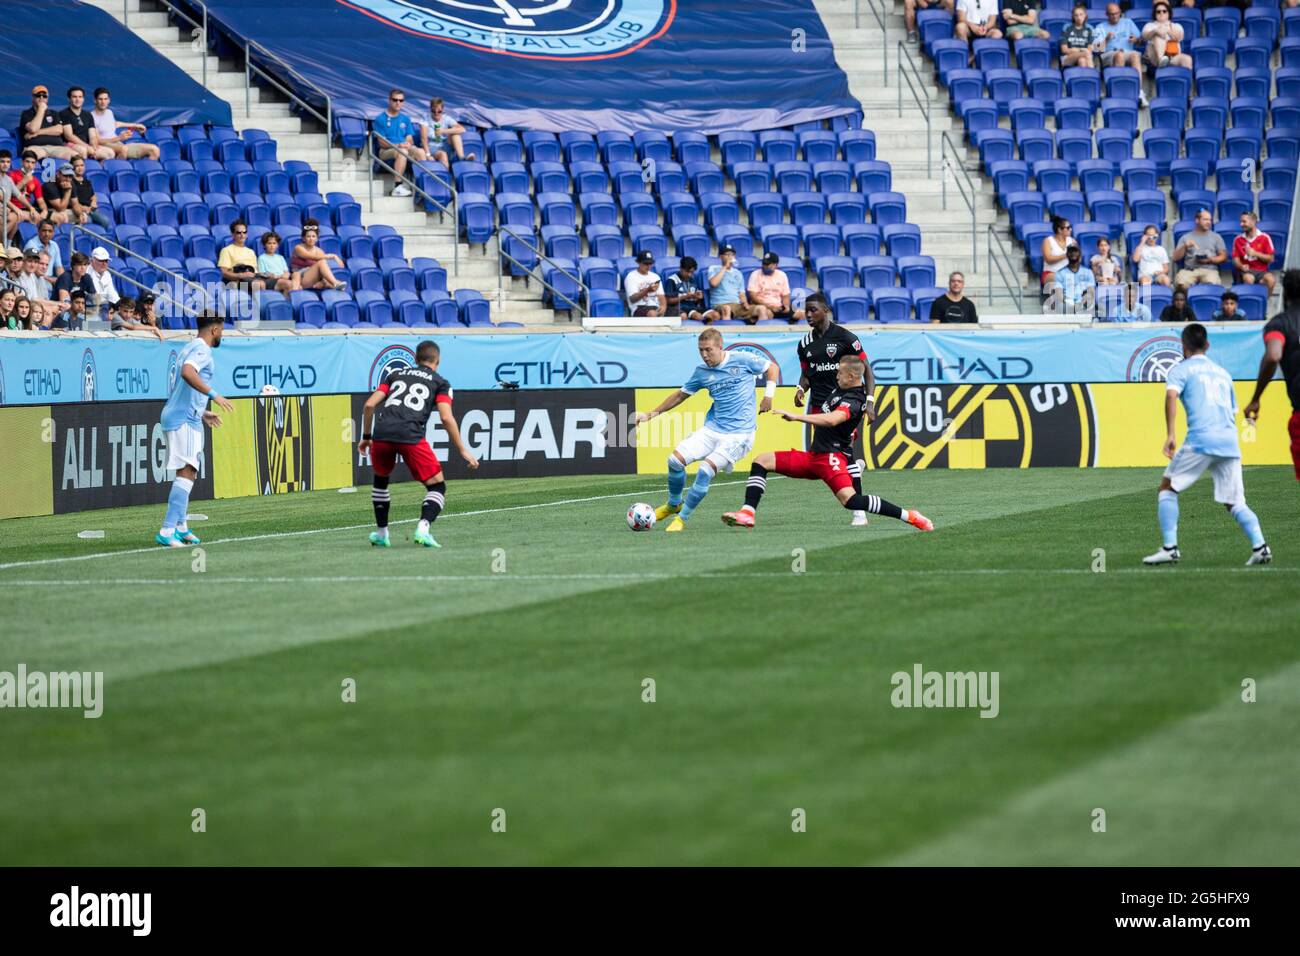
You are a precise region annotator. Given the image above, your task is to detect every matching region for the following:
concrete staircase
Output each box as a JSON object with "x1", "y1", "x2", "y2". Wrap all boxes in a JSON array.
[
  {"x1": 86, "y1": 0, "x2": 563, "y2": 328},
  {"x1": 815, "y1": 0, "x2": 1038, "y2": 309}
]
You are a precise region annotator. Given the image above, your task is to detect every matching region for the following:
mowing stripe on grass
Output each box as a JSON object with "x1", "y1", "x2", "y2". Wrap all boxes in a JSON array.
[{"x1": 0, "y1": 477, "x2": 757, "y2": 573}]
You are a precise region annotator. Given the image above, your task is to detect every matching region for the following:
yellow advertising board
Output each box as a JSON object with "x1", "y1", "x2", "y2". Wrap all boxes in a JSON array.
[
  {"x1": 213, "y1": 394, "x2": 353, "y2": 498},
  {"x1": 0, "y1": 405, "x2": 54, "y2": 519}
]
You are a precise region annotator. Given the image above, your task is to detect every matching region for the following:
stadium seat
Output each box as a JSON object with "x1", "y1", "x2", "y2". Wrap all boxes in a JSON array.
[
  {"x1": 816, "y1": 255, "x2": 856, "y2": 291},
  {"x1": 838, "y1": 129, "x2": 876, "y2": 164},
  {"x1": 873, "y1": 289, "x2": 914, "y2": 324},
  {"x1": 882, "y1": 224, "x2": 922, "y2": 258},
  {"x1": 857, "y1": 255, "x2": 897, "y2": 290},
  {"x1": 1032, "y1": 160, "x2": 1070, "y2": 194},
  {"x1": 841, "y1": 223, "x2": 883, "y2": 258},
  {"x1": 828, "y1": 288, "x2": 870, "y2": 325}
]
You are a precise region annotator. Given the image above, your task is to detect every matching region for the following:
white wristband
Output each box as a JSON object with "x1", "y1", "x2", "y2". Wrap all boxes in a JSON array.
[
  {"x1": 865, "y1": 394, "x2": 875, "y2": 404},
  {"x1": 764, "y1": 381, "x2": 777, "y2": 398}
]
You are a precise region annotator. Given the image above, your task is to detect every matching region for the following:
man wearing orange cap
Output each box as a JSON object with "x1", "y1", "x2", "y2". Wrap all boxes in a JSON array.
[{"x1": 20, "y1": 86, "x2": 77, "y2": 161}]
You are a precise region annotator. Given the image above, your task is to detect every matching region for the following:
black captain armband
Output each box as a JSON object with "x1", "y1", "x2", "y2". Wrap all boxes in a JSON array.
[{"x1": 361, "y1": 432, "x2": 372, "y2": 440}]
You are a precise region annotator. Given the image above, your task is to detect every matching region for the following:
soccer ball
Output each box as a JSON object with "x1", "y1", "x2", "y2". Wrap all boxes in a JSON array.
[
  {"x1": 260, "y1": 384, "x2": 281, "y2": 396},
  {"x1": 627, "y1": 502, "x2": 656, "y2": 531}
]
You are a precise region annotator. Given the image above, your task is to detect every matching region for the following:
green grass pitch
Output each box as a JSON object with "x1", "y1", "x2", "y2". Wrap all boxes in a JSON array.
[{"x1": 1, "y1": 466, "x2": 1297, "y2": 865}]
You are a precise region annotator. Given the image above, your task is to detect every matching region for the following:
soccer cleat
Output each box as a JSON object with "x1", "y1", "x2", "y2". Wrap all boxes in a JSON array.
[
  {"x1": 906, "y1": 510, "x2": 934, "y2": 532},
  {"x1": 1143, "y1": 545, "x2": 1180, "y2": 565},
  {"x1": 174, "y1": 530, "x2": 200, "y2": 545},
  {"x1": 369, "y1": 532, "x2": 392, "y2": 548},
  {"x1": 155, "y1": 533, "x2": 184, "y2": 548},
  {"x1": 851, "y1": 511, "x2": 869, "y2": 527},
  {"x1": 1246, "y1": 544, "x2": 1272, "y2": 566},
  {"x1": 664, "y1": 516, "x2": 686, "y2": 533},
  {"x1": 412, "y1": 529, "x2": 441, "y2": 548},
  {"x1": 654, "y1": 502, "x2": 682, "y2": 522},
  {"x1": 722, "y1": 510, "x2": 755, "y2": 528}
]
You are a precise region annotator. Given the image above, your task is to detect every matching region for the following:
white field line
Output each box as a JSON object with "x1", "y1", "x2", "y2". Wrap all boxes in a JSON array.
[
  {"x1": 0, "y1": 479, "x2": 753, "y2": 573},
  {"x1": 1, "y1": 567, "x2": 1295, "y2": 587}
]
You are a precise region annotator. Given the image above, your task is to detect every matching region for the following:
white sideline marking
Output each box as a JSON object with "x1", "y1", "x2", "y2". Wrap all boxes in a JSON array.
[
  {"x1": 0, "y1": 479, "x2": 752, "y2": 573},
  {"x1": 1, "y1": 567, "x2": 1293, "y2": 587}
]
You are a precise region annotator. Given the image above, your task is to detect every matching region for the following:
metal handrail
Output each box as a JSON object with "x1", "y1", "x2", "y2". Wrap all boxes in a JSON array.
[
  {"x1": 896, "y1": 41, "x2": 931, "y2": 177},
  {"x1": 986, "y1": 224, "x2": 1025, "y2": 313},
  {"x1": 497, "y1": 224, "x2": 587, "y2": 319},
  {"x1": 365, "y1": 138, "x2": 459, "y2": 276},
  {"x1": 940, "y1": 131, "x2": 978, "y2": 269},
  {"x1": 140, "y1": 0, "x2": 210, "y2": 89},
  {"x1": 243, "y1": 38, "x2": 335, "y2": 179},
  {"x1": 867, "y1": 0, "x2": 888, "y2": 87}
]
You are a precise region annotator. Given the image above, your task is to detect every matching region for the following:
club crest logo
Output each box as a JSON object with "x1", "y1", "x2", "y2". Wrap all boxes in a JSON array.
[
  {"x1": 337, "y1": 0, "x2": 673, "y2": 59},
  {"x1": 81, "y1": 348, "x2": 97, "y2": 402},
  {"x1": 166, "y1": 350, "x2": 180, "y2": 398},
  {"x1": 826, "y1": 343, "x2": 839, "y2": 359},
  {"x1": 370, "y1": 344, "x2": 417, "y2": 390},
  {"x1": 725, "y1": 341, "x2": 782, "y2": 386},
  {"x1": 1126, "y1": 335, "x2": 1183, "y2": 382}
]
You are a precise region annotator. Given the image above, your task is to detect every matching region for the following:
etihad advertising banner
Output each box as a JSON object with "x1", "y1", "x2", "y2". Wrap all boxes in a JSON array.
[{"x1": 1, "y1": 327, "x2": 1286, "y2": 408}]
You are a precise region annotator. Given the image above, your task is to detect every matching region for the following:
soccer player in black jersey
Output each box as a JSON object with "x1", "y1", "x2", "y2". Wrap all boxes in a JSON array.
[
  {"x1": 794, "y1": 292, "x2": 875, "y2": 525},
  {"x1": 358, "y1": 340, "x2": 478, "y2": 548},
  {"x1": 723, "y1": 354, "x2": 933, "y2": 531},
  {"x1": 1244, "y1": 270, "x2": 1300, "y2": 483}
]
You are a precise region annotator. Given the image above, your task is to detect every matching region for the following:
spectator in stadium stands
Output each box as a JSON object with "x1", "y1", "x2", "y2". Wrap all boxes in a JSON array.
[
  {"x1": 137, "y1": 292, "x2": 160, "y2": 330},
  {"x1": 20, "y1": 86, "x2": 77, "y2": 161},
  {"x1": 41, "y1": 166, "x2": 81, "y2": 227},
  {"x1": 708, "y1": 244, "x2": 770, "y2": 324},
  {"x1": 1133, "y1": 224, "x2": 1172, "y2": 286},
  {"x1": 1090, "y1": 237, "x2": 1122, "y2": 285},
  {"x1": 11, "y1": 151, "x2": 50, "y2": 223},
  {"x1": 60, "y1": 87, "x2": 114, "y2": 162},
  {"x1": 0, "y1": 150, "x2": 35, "y2": 241},
  {"x1": 218, "y1": 220, "x2": 265, "y2": 294},
  {"x1": 749, "y1": 252, "x2": 803, "y2": 323},
  {"x1": 1142, "y1": 3, "x2": 1191, "y2": 70},
  {"x1": 1173, "y1": 209, "x2": 1227, "y2": 289},
  {"x1": 1002, "y1": 0, "x2": 1047, "y2": 43},
  {"x1": 373, "y1": 89, "x2": 426, "y2": 197},
  {"x1": 23, "y1": 219, "x2": 63, "y2": 278},
  {"x1": 905, "y1": 0, "x2": 954, "y2": 44},
  {"x1": 1159, "y1": 287, "x2": 1193, "y2": 322},
  {"x1": 1108, "y1": 282, "x2": 1153, "y2": 322},
  {"x1": 1060, "y1": 4, "x2": 1097, "y2": 68},
  {"x1": 10, "y1": 295, "x2": 36, "y2": 330},
  {"x1": 1191, "y1": 0, "x2": 1251, "y2": 11},
  {"x1": 1233, "y1": 212, "x2": 1276, "y2": 296},
  {"x1": 16, "y1": 248, "x2": 49, "y2": 308},
  {"x1": 52, "y1": 250, "x2": 95, "y2": 305},
  {"x1": 110, "y1": 295, "x2": 165, "y2": 339},
  {"x1": 68, "y1": 157, "x2": 112, "y2": 229},
  {"x1": 1211, "y1": 290, "x2": 1241, "y2": 321},
  {"x1": 954, "y1": 0, "x2": 1003, "y2": 48},
  {"x1": 292, "y1": 219, "x2": 347, "y2": 290},
  {"x1": 664, "y1": 256, "x2": 717, "y2": 322},
  {"x1": 420, "y1": 97, "x2": 477, "y2": 167},
  {"x1": 257, "y1": 231, "x2": 297, "y2": 296},
  {"x1": 89, "y1": 88, "x2": 161, "y2": 161},
  {"x1": 88, "y1": 246, "x2": 120, "y2": 306},
  {"x1": 53, "y1": 287, "x2": 89, "y2": 330},
  {"x1": 0, "y1": 288, "x2": 15, "y2": 328},
  {"x1": 1093, "y1": 3, "x2": 1147, "y2": 106},
  {"x1": 1055, "y1": 245, "x2": 1096, "y2": 314},
  {"x1": 1040, "y1": 215, "x2": 1077, "y2": 291},
  {"x1": 4, "y1": 247, "x2": 25, "y2": 287},
  {"x1": 930, "y1": 271, "x2": 979, "y2": 323},
  {"x1": 624, "y1": 250, "x2": 666, "y2": 317}
]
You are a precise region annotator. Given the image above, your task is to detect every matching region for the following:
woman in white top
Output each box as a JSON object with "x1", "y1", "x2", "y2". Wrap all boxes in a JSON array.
[
  {"x1": 1131, "y1": 224, "x2": 1172, "y2": 286},
  {"x1": 1142, "y1": 4, "x2": 1191, "y2": 70},
  {"x1": 1040, "y1": 216, "x2": 1077, "y2": 289}
]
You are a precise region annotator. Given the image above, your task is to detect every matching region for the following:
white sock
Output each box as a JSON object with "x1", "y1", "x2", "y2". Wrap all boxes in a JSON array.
[
  {"x1": 900, "y1": 509, "x2": 911, "y2": 523},
  {"x1": 160, "y1": 526, "x2": 174, "y2": 536},
  {"x1": 376, "y1": 527, "x2": 389, "y2": 540},
  {"x1": 417, "y1": 519, "x2": 430, "y2": 535}
]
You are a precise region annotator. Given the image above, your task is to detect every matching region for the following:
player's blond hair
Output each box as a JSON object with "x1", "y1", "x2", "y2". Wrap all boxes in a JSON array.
[
  {"x1": 839, "y1": 354, "x2": 865, "y2": 376},
  {"x1": 698, "y1": 328, "x2": 723, "y2": 347}
]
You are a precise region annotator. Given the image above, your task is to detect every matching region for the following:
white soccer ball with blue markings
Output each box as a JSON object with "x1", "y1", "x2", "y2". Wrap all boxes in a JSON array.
[{"x1": 627, "y1": 502, "x2": 655, "y2": 531}]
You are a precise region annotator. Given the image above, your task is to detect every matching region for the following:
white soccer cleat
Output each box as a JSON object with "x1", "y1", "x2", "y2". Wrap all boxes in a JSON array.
[
  {"x1": 1246, "y1": 544, "x2": 1272, "y2": 566},
  {"x1": 1143, "y1": 546, "x2": 1180, "y2": 565},
  {"x1": 850, "y1": 511, "x2": 869, "y2": 527}
]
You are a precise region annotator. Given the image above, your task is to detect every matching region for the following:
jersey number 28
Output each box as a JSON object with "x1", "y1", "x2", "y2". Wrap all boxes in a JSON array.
[{"x1": 385, "y1": 381, "x2": 429, "y2": 410}]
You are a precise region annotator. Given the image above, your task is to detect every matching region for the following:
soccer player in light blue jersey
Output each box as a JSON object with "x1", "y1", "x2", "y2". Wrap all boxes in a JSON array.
[
  {"x1": 1144, "y1": 323, "x2": 1271, "y2": 566},
  {"x1": 634, "y1": 327, "x2": 778, "y2": 532},
  {"x1": 156, "y1": 313, "x2": 234, "y2": 547}
]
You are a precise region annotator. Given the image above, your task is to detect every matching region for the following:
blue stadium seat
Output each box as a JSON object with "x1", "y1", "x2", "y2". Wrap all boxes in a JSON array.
[
  {"x1": 579, "y1": 257, "x2": 619, "y2": 293},
  {"x1": 687, "y1": 161, "x2": 725, "y2": 194},
  {"x1": 492, "y1": 161, "x2": 529, "y2": 195},
  {"x1": 1014, "y1": 38, "x2": 1052, "y2": 73},
  {"x1": 816, "y1": 255, "x2": 856, "y2": 291},
  {"x1": 1259, "y1": 189, "x2": 1293, "y2": 224},
  {"x1": 1017, "y1": 128, "x2": 1056, "y2": 164},
  {"x1": 1233, "y1": 37, "x2": 1272, "y2": 72},
  {"x1": 882, "y1": 223, "x2": 922, "y2": 258},
  {"x1": 828, "y1": 192, "x2": 867, "y2": 226},
  {"x1": 1056, "y1": 129, "x2": 1093, "y2": 167},
  {"x1": 538, "y1": 192, "x2": 576, "y2": 229},
  {"x1": 523, "y1": 130, "x2": 562, "y2": 164},
  {"x1": 1230, "y1": 97, "x2": 1268, "y2": 130},
  {"x1": 1063, "y1": 67, "x2": 1101, "y2": 104},
  {"x1": 813, "y1": 161, "x2": 852, "y2": 194},
  {"x1": 1008, "y1": 98, "x2": 1047, "y2": 131},
  {"x1": 1100, "y1": 98, "x2": 1138, "y2": 133},
  {"x1": 1178, "y1": 189, "x2": 1216, "y2": 222},
  {"x1": 1225, "y1": 128, "x2": 1263, "y2": 163},
  {"x1": 841, "y1": 223, "x2": 883, "y2": 258},
  {"x1": 1187, "y1": 285, "x2": 1224, "y2": 323},
  {"x1": 1006, "y1": 190, "x2": 1047, "y2": 234},
  {"x1": 1234, "y1": 69, "x2": 1271, "y2": 100},
  {"x1": 411, "y1": 257, "x2": 446, "y2": 293},
  {"x1": 1141, "y1": 129, "x2": 1180, "y2": 177},
  {"x1": 802, "y1": 224, "x2": 841, "y2": 260},
  {"x1": 743, "y1": 193, "x2": 784, "y2": 229},
  {"x1": 1216, "y1": 190, "x2": 1254, "y2": 223},
  {"x1": 458, "y1": 193, "x2": 493, "y2": 246},
  {"x1": 584, "y1": 223, "x2": 624, "y2": 260},
  {"x1": 856, "y1": 255, "x2": 897, "y2": 290},
  {"x1": 629, "y1": 225, "x2": 668, "y2": 260},
  {"x1": 1076, "y1": 159, "x2": 1116, "y2": 194},
  {"x1": 1184, "y1": 128, "x2": 1222, "y2": 165},
  {"x1": 672, "y1": 131, "x2": 710, "y2": 166},
  {"x1": 1095, "y1": 129, "x2": 1132, "y2": 164},
  {"x1": 1193, "y1": 67, "x2": 1233, "y2": 101},
  {"x1": 732, "y1": 161, "x2": 772, "y2": 195},
  {"x1": 986, "y1": 69, "x2": 1024, "y2": 114},
  {"x1": 897, "y1": 255, "x2": 936, "y2": 290},
  {"x1": 1025, "y1": 69, "x2": 1062, "y2": 103},
  {"x1": 455, "y1": 288, "x2": 492, "y2": 325},
  {"x1": 1046, "y1": 189, "x2": 1085, "y2": 224},
  {"x1": 1231, "y1": 284, "x2": 1269, "y2": 322},
  {"x1": 717, "y1": 130, "x2": 758, "y2": 167},
  {"x1": 700, "y1": 192, "x2": 739, "y2": 229},
  {"x1": 1265, "y1": 128, "x2": 1300, "y2": 162},
  {"x1": 759, "y1": 224, "x2": 800, "y2": 259},
  {"x1": 1032, "y1": 160, "x2": 1071, "y2": 194},
  {"x1": 788, "y1": 192, "x2": 828, "y2": 226},
  {"x1": 1128, "y1": 190, "x2": 1168, "y2": 230},
  {"x1": 1170, "y1": 159, "x2": 1209, "y2": 197},
  {"x1": 586, "y1": 289, "x2": 624, "y2": 318},
  {"x1": 976, "y1": 128, "x2": 1015, "y2": 168},
  {"x1": 838, "y1": 129, "x2": 876, "y2": 164},
  {"x1": 948, "y1": 68, "x2": 985, "y2": 104},
  {"x1": 1103, "y1": 67, "x2": 1141, "y2": 101},
  {"x1": 973, "y1": 38, "x2": 1011, "y2": 71},
  {"x1": 828, "y1": 288, "x2": 870, "y2": 325},
  {"x1": 579, "y1": 192, "x2": 618, "y2": 227},
  {"x1": 774, "y1": 160, "x2": 814, "y2": 193},
  {"x1": 868, "y1": 192, "x2": 906, "y2": 226},
  {"x1": 991, "y1": 159, "x2": 1031, "y2": 202},
  {"x1": 1190, "y1": 97, "x2": 1229, "y2": 130},
  {"x1": 673, "y1": 225, "x2": 711, "y2": 260},
  {"x1": 1087, "y1": 190, "x2": 1126, "y2": 231},
  {"x1": 799, "y1": 130, "x2": 839, "y2": 164},
  {"x1": 873, "y1": 289, "x2": 914, "y2": 324},
  {"x1": 1274, "y1": 99, "x2": 1300, "y2": 130}
]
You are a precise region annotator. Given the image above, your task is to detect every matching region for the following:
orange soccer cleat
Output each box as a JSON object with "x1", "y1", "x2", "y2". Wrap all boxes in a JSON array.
[
  {"x1": 906, "y1": 510, "x2": 934, "y2": 532},
  {"x1": 721, "y1": 509, "x2": 755, "y2": 528}
]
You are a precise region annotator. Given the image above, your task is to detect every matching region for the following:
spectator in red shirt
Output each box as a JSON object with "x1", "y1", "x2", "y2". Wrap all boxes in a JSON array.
[
  {"x1": 1232, "y1": 212, "x2": 1276, "y2": 296},
  {"x1": 9, "y1": 151, "x2": 49, "y2": 222}
]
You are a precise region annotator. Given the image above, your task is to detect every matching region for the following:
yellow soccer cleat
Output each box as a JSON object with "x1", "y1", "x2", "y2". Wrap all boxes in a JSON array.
[
  {"x1": 664, "y1": 516, "x2": 686, "y2": 533},
  {"x1": 655, "y1": 502, "x2": 682, "y2": 522}
]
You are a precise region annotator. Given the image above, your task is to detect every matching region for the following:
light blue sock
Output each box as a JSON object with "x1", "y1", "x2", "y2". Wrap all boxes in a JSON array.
[
  {"x1": 1157, "y1": 490, "x2": 1179, "y2": 548},
  {"x1": 667, "y1": 456, "x2": 686, "y2": 507},
  {"x1": 1231, "y1": 503, "x2": 1265, "y2": 549},
  {"x1": 161, "y1": 477, "x2": 193, "y2": 535},
  {"x1": 679, "y1": 464, "x2": 714, "y2": 520}
]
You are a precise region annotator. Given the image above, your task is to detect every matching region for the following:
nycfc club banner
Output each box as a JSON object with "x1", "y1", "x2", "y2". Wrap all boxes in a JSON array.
[
  {"x1": 49, "y1": 400, "x2": 214, "y2": 514},
  {"x1": 183, "y1": 0, "x2": 858, "y2": 133},
  {"x1": 350, "y1": 388, "x2": 638, "y2": 482},
  {"x1": 0, "y1": 327, "x2": 1283, "y2": 407}
]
